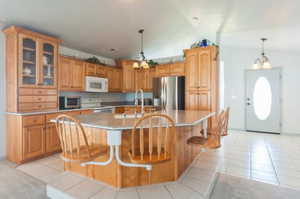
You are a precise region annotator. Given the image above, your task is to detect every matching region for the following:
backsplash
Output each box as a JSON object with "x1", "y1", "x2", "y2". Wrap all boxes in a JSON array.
[{"x1": 60, "y1": 92, "x2": 127, "y2": 102}]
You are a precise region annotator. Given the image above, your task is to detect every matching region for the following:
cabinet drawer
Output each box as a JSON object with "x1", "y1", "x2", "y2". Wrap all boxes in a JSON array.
[
  {"x1": 23, "y1": 115, "x2": 45, "y2": 127},
  {"x1": 19, "y1": 103, "x2": 57, "y2": 112},
  {"x1": 19, "y1": 88, "x2": 57, "y2": 96},
  {"x1": 19, "y1": 96, "x2": 57, "y2": 103}
]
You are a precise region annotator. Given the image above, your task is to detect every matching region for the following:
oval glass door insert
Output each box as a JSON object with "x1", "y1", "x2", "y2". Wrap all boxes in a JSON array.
[{"x1": 253, "y1": 77, "x2": 272, "y2": 120}]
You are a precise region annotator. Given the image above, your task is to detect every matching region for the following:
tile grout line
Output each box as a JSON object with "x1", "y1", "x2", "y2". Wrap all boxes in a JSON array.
[
  {"x1": 163, "y1": 185, "x2": 175, "y2": 199},
  {"x1": 264, "y1": 137, "x2": 280, "y2": 185}
]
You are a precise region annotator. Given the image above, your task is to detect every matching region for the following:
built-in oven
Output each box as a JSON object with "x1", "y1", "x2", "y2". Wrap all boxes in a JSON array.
[
  {"x1": 85, "y1": 76, "x2": 108, "y2": 92},
  {"x1": 59, "y1": 96, "x2": 81, "y2": 110}
]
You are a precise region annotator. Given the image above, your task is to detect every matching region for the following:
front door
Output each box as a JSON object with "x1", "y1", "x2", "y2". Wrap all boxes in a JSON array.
[{"x1": 245, "y1": 68, "x2": 281, "y2": 133}]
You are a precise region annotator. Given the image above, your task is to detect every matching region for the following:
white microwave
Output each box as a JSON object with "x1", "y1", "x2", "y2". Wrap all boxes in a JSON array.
[{"x1": 85, "y1": 76, "x2": 108, "y2": 92}]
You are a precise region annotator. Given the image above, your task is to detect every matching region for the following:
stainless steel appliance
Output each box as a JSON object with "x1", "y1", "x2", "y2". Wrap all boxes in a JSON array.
[
  {"x1": 153, "y1": 76, "x2": 185, "y2": 110},
  {"x1": 85, "y1": 76, "x2": 108, "y2": 92},
  {"x1": 59, "y1": 96, "x2": 81, "y2": 110}
]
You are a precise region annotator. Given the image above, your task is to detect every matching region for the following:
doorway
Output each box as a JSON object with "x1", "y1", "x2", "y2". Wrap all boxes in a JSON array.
[{"x1": 245, "y1": 68, "x2": 281, "y2": 133}]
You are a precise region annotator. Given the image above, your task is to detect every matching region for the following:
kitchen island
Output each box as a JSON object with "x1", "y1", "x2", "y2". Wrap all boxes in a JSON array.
[{"x1": 56, "y1": 110, "x2": 215, "y2": 188}]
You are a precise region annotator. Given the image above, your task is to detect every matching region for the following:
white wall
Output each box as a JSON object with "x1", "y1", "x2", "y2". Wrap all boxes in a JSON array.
[
  {"x1": 0, "y1": 32, "x2": 5, "y2": 158},
  {"x1": 221, "y1": 46, "x2": 300, "y2": 134},
  {"x1": 60, "y1": 46, "x2": 116, "y2": 66}
]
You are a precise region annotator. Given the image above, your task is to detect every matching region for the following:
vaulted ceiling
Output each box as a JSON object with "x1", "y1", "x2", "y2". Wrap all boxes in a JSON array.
[{"x1": 0, "y1": 0, "x2": 300, "y2": 59}]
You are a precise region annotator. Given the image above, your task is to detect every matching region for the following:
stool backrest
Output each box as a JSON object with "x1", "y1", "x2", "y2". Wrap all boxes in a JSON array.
[
  {"x1": 131, "y1": 113, "x2": 175, "y2": 161},
  {"x1": 55, "y1": 114, "x2": 91, "y2": 160}
]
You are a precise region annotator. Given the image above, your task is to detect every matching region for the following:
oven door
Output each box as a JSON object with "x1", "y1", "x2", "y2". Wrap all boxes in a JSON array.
[{"x1": 85, "y1": 76, "x2": 108, "y2": 92}]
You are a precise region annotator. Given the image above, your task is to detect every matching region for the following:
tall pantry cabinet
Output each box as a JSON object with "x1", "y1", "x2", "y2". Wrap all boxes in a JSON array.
[{"x1": 184, "y1": 46, "x2": 219, "y2": 127}]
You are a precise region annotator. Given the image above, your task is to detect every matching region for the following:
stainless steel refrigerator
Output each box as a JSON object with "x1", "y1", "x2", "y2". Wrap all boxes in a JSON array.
[{"x1": 153, "y1": 76, "x2": 185, "y2": 110}]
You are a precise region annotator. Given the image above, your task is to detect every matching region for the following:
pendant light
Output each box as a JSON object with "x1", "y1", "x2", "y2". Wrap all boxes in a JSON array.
[
  {"x1": 253, "y1": 38, "x2": 272, "y2": 69},
  {"x1": 133, "y1": 29, "x2": 149, "y2": 70}
]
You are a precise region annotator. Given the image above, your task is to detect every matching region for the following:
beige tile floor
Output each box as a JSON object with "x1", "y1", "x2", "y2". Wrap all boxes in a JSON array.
[{"x1": 14, "y1": 130, "x2": 300, "y2": 198}]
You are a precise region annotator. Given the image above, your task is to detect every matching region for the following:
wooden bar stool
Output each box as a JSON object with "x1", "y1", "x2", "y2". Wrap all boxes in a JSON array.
[
  {"x1": 187, "y1": 108, "x2": 230, "y2": 149},
  {"x1": 128, "y1": 113, "x2": 175, "y2": 183},
  {"x1": 55, "y1": 114, "x2": 106, "y2": 176}
]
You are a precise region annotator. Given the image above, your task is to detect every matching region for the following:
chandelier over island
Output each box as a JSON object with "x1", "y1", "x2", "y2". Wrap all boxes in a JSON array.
[{"x1": 133, "y1": 29, "x2": 150, "y2": 70}]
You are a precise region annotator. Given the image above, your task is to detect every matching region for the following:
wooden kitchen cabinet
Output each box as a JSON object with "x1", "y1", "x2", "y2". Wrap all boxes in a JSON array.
[
  {"x1": 85, "y1": 63, "x2": 107, "y2": 77},
  {"x1": 119, "y1": 60, "x2": 136, "y2": 92},
  {"x1": 107, "y1": 68, "x2": 122, "y2": 92},
  {"x1": 155, "y1": 62, "x2": 185, "y2": 77},
  {"x1": 45, "y1": 124, "x2": 60, "y2": 153},
  {"x1": 59, "y1": 56, "x2": 85, "y2": 91},
  {"x1": 155, "y1": 64, "x2": 170, "y2": 77},
  {"x1": 184, "y1": 46, "x2": 219, "y2": 127},
  {"x1": 23, "y1": 125, "x2": 45, "y2": 160},
  {"x1": 135, "y1": 68, "x2": 155, "y2": 91},
  {"x1": 22, "y1": 115, "x2": 46, "y2": 160},
  {"x1": 3, "y1": 26, "x2": 60, "y2": 112}
]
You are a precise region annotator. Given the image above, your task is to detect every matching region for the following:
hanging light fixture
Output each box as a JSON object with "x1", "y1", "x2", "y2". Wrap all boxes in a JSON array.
[
  {"x1": 133, "y1": 29, "x2": 149, "y2": 70},
  {"x1": 253, "y1": 38, "x2": 272, "y2": 69}
]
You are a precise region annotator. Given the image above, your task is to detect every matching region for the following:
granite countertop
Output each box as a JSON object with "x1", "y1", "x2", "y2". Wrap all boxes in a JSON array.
[
  {"x1": 57, "y1": 110, "x2": 215, "y2": 131},
  {"x1": 6, "y1": 104, "x2": 157, "y2": 116}
]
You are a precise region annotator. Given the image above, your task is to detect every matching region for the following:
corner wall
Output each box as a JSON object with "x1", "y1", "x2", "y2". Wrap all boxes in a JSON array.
[{"x1": 221, "y1": 46, "x2": 300, "y2": 134}]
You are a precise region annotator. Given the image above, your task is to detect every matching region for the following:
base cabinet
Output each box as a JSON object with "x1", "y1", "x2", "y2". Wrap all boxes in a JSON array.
[
  {"x1": 45, "y1": 124, "x2": 61, "y2": 153},
  {"x1": 23, "y1": 125, "x2": 45, "y2": 160}
]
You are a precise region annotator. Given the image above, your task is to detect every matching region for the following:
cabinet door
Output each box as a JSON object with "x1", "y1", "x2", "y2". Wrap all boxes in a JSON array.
[
  {"x1": 96, "y1": 65, "x2": 107, "y2": 77},
  {"x1": 45, "y1": 124, "x2": 61, "y2": 153},
  {"x1": 185, "y1": 91, "x2": 211, "y2": 110},
  {"x1": 122, "y1": 65, "x2": 136, "y2": 92},
  {"x1": 71, "y1": 60, "x2": 85, "y2": 91},
  {"x1": 114, "y1": 69, "x2": 122, "y2": 91},
  {"x1": 40, "y1": 41, "x2": 58, "y2": 88},
  {"x1": 170, "y1": 62, "x2": 185, "y2": 76},
  {"x1": 23, "y1": 125, "x2": 45, "y2": 160},
  {"x1": 135, "y1": 70, "x2": 145, "y2": 90},
  {"x1": 19, "y1": 34, "x2": 39, "y2": 87},
  {"x1": 147, "y1": 68, "x2": 156, "y2": 91},
  {"x1": 185, "y1": 51, "x2": 199, "y2": 90},
  {"x1": 59, "y1": 57, "x2": 72, "y2": 89},
  {"x1": 198, "y1": 49, "x2": 211, "y2": 90},
  {"x1": 85, "y1": 64, "x2": 96, "y2": 76},
  {"x1": 155, "y1": 64, "x2": 170, "y2": 77}
]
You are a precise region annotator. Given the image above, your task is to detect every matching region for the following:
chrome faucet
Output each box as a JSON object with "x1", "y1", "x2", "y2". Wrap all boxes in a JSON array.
[{"x1": 134, "y1": 89, "x2": 144, "y2": 115}]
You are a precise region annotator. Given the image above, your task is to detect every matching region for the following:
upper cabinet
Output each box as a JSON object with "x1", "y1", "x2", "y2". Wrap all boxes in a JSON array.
[
  {"x1": 3, "y1": 26, "x2": 60, "y2": 112},
  {"x1": 107, "y1": 67, "x2": 122, "y2": 92},
  {"x1": 16, "y1": 31, "x2": 59, "y2": 88},
  {"x1": 184, "y1": 46, "x2": 219, "y2": 126},
  {"x1": 118, "y1": 60, "x2": 136, "y2": 92},
  {"x1": 185, "y1": 48, "x2": 211, "y2": 91},
  {"x1": 85, "y1": 63, "x2": 107, "y2": 77},
  {"x1": 59, "y1": 56, "x2": 85, "y2": 91},
  {"x1": 155, "y1": 62, "x2": 185, "y2": 77}
]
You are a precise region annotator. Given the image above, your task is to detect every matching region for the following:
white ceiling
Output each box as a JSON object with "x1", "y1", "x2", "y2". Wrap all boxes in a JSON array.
[{"x1": 1, "y1": 0, "x2": 300, "y2": 59}]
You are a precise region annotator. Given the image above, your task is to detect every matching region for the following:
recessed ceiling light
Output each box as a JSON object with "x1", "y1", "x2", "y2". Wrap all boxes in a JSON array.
[
  {"x1": 110, "y1": 48, "x2": 116, "y2": 52},
  {"x1": 192, "y1": 17, "x2": 199, "y2": 21}
]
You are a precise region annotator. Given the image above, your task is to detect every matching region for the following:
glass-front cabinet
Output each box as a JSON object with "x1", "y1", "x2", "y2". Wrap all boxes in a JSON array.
[
  {"x1": 19, "y1": 34, "x2": 58, "y2": 88},
  {"x1": 41, "y1": 42, "x2": 57, "y2": 87}
]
